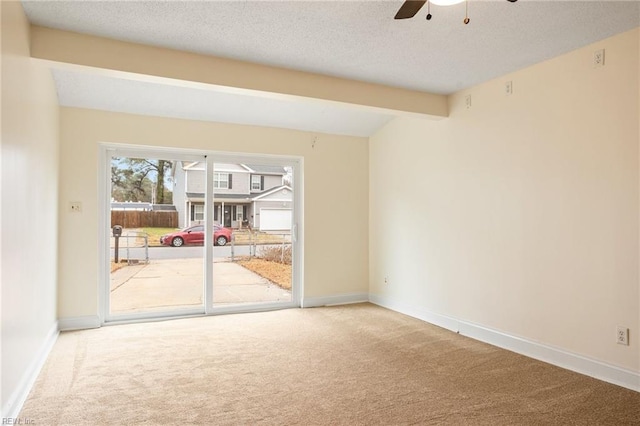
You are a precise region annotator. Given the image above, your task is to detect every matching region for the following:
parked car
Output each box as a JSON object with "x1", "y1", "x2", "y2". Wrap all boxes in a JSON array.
[{"x1": 160, "y1": 224, "x2": 232, "y2": 247}]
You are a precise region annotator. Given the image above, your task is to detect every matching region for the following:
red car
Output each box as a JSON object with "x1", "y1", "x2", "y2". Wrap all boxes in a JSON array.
[{"x1": 160, "y1": 224, "x2": 232, "y2": 247}]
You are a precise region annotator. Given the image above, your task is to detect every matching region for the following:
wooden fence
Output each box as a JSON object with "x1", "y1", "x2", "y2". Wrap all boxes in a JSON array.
[{"x1": 111, "y1": 211, "x2": 178, "y2": 229}]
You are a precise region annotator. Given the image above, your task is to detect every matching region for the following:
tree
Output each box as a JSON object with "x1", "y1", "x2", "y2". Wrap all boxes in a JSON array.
[
  {"x1": 155, "y1": 159, "x2": 169, "y2": 204},
  {"x1": 111, "y1": 157, "x2": 173, "y2": 203}
]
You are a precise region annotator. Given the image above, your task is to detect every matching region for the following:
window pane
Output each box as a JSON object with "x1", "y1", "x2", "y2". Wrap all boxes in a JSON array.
[
  {"x1": 251, "y1": 175, "x2": 261, "y2": 190},
  {"x1": 194, "y1": 204, "x2": 204, "y2": 221},
  {"x1": 214, "y1": 173, "x2": 229, "y2": 189}
]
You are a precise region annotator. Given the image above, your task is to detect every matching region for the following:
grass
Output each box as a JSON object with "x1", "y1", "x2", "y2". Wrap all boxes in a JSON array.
[{"x1": 142, "y1": 227, "x2": 178, "y2": 246}]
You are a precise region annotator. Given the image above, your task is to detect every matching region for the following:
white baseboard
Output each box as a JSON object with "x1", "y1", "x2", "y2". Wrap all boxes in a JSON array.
[
  {"x1": 58, "y1": 315, "x2": 101, "y2": 331},
  {"x1": 369, "y1": 294, "x2": 640, "y2": 393},
  {"x1": 368, "y1": 294, "x2": 460, "y2": 333},
  {"x1": 1, "y1": 322, "x2": 59, "y2": 419},
  {"x1": 302, "y1": 292, "x2": 369, "y2": 308}
]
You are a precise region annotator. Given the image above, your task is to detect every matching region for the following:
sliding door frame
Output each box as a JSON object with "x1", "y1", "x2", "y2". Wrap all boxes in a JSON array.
[
  {"x1": 206, "y1": 152, "x2": 303, "y2": 315},
  {"x1": 98, "y1": 143, "x2": 303, "y2": 325},
  {"x1": 99, "y1": 145, "x2": 208, "y2": 323}
]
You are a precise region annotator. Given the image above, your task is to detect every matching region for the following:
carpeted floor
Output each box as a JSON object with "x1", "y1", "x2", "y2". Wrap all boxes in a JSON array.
[{"x1": 20, "y1": 303, "x2": 640, "y2": 425}]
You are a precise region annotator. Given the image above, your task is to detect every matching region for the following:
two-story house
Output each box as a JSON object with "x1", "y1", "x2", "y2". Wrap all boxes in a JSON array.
[{"x1": 173, "y1": 162, "x2": 292, "y2": 230}]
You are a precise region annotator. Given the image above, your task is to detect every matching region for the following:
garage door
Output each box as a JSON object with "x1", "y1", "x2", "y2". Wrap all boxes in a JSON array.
[{"x1": 260, "y1": 208, "x2": 292, "y2": 231}]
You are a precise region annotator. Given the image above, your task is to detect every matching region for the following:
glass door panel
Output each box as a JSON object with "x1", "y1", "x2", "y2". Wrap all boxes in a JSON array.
[
  {"x1": 211, "y1": 161, "x2": 295, "y2": 307},
  {"x1": 109, "y1": 154, "x2": 205, "y2": 317}
]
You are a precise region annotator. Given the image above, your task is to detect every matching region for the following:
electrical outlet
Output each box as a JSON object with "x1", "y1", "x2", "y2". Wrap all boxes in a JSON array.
[
  {"x1": 69, "y1": 202, "x2": 82, "y2": 213},
  {"x1": 505, "y1": 81, "x2": 513, "y2": 95},
  {"x1": 616, "y1": 326, "x2": 629, "y2": 346},
  {"x1": 465, "y1": 95, "x2": 472, "y2": 109},
  {"x1": 593, "y1": 49, "x2": 605, "y2": 67}
]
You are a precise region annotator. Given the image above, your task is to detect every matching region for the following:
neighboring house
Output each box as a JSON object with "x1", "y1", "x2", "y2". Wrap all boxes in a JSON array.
[
  {"x1": 173, "y1": 162, "x2": 292, "y2": 230},
  {"x1": 110, "y1": 202, "x2": 177, "y2": 212},
  {"x1": 111, "y1": 201, "x2": 152, "y2": 211}
]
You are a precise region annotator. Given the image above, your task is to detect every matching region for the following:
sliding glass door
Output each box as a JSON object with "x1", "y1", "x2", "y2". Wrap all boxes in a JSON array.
[{"x1": 101, "y1": 146, "x2": 301, "y2": 322}]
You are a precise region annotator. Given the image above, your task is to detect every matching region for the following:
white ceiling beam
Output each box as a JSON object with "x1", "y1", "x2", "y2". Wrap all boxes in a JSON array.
[{"x1": 30, "y1": 26, "x2": 448, "y2": 119}]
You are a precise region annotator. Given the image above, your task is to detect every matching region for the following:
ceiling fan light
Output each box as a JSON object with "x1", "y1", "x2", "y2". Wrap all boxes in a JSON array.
[{"x1": 430, "y1": 0, "x2": 465, "y2": 6}]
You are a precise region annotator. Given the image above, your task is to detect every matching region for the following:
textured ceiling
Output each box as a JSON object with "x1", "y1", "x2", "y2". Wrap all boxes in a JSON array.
[
  {"x1": 21, "y1": 0, "x2": 640, "y2": 136},
  {"x1": 51, "y1": 69, "x2": 395, "y2": 137}
]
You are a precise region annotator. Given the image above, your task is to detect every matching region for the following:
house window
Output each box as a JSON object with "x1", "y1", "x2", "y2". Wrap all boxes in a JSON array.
[
  {"x1": 193, "y1": 204, "x2": 204, "y2": 221},
  {"x1": 214, "y1": 173, "x2": 230, "y2": 189},
  {"x1": 251, "y1": 175, "x2": 262, "y2": 191}
]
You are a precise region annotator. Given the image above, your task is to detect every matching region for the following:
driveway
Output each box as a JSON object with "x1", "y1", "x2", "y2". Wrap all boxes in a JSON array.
[{"x1": 110, "y1": 258, "x2": 291, "y2": 314}]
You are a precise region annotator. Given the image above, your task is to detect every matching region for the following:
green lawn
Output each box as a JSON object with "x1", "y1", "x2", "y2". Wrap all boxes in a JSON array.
[{"x1": 142, "y1": 227, "x2": 178, "y2": 246}]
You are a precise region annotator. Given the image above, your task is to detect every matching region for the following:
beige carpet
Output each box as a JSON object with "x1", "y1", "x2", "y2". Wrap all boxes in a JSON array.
[{"x1": 20, "y1": 304, "x2": 640, "y2": 425}]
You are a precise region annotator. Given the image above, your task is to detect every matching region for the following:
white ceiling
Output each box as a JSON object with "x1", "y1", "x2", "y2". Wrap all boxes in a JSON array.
[
  {"x1": 22, "y1": 0, "x2": 640, "y2": 137},
  {"x1": 51, "y1": 68, "x2": 395, "y2": 136}
]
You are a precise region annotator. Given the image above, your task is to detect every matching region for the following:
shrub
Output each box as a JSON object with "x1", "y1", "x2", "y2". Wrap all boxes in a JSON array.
[{"x1": 258, "y1": 244, "x2": 292, "y2": 265}]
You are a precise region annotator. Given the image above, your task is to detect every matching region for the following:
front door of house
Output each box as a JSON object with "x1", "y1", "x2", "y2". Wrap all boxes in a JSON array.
[{"x1": 224, "y1": 206, "x2": 231, "y2": 227}]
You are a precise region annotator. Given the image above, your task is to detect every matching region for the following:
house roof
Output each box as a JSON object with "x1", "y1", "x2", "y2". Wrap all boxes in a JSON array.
[
  {"x1": 181, "y1": 163, "x2": 286, "y2": 175},
  {"x1": 252, "y1": 185, "x2": 293, "y2": 201},
  {"x1": 185, "y1": 187, "x2": 291, "y2": 202},
  {"x1": 181, "y1": 162, "x2": 268, "y2": 173},
  {"x1": 186, "y1": 192, "x2": 252, "y2": 203},
  {"x1": 111, "y1": 202, "x2": 177, "y2": 211},
  {"x1": 111, "y1": 202, "x2": 151, "y2": 211},
  {"x1": 243, "y1": 164, "x2": 286, "y2": 175},
  {"x1": 183, "y1": 161, "x2": 203, "y2": 171},
  {"x1": 152, "y1": 204, "x2": 177, "y2": 211}
]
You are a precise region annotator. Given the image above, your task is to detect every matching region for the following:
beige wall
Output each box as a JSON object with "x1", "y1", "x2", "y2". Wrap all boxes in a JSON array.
[
  {"x1": 370, "y1": 29, "x2": 639, "y2": 372},
  {"x1": 58, "y1": 108, "x2": 369, "y2": 318},
  {"x1": 1, "y1": 1, "x2": 60, "y2": 415}
]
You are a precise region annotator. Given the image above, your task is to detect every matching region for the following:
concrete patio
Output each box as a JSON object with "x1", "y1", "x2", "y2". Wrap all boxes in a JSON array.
[{"x1": 110, "y1": 258, "x2": 291, "y2": 314}]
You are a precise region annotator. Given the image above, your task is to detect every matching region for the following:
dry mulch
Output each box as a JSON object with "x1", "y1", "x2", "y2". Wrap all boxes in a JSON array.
[
  {"x1": 237, "y1": 258, "x2": 291, "y2": 290},
  {"x1": 111, "y1": 261, "x2": 125, "y2": 273}
]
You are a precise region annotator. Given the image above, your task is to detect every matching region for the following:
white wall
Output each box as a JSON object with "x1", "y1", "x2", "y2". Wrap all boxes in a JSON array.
[
  {"x1": 370, "y1": 29, "x2": 639, "y2": 375},
  {"x1": 58, "y1": 108, "x2": 369, "y2": 319},
  {"x1": 1, "y1": 1, "x2": 60, "y2": 416}
]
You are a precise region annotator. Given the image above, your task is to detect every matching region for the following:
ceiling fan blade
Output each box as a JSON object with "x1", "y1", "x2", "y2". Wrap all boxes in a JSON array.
[{"x1": 394, "y1": 1, "x2": 427, "y2": 19}]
